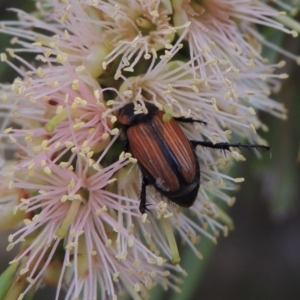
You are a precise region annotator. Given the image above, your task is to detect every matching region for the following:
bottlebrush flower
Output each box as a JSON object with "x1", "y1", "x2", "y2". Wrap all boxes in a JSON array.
[
  {"x1": 0, "y1": 0, "x2": 299, "y2": 299},
  {"x1": 3, "y1": 147, "x2": 184, "y2": 300}
]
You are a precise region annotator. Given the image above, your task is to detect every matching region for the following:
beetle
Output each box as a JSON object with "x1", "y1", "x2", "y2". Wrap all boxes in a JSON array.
[{"x1": 117, "y1": 101, "x2": 270, "y2": 214}]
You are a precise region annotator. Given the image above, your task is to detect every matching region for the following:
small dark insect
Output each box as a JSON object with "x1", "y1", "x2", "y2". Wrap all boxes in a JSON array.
[{"x1": 117, "y1": 102, "x2": 270, "y2": 214}]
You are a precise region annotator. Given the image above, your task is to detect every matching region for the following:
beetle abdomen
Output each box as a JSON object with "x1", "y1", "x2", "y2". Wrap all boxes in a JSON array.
[{"x1": 167, "y1": 179, "x2": 200, "y2": 207}]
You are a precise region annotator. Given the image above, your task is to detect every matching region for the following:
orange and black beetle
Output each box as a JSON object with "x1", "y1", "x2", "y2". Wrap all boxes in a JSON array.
[{"x1": 117, "y1": 102, "x2": 270, "y2": 214}]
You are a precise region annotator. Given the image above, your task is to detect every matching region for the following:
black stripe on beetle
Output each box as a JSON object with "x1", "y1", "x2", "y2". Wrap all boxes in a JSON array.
[{"x1": 117, "y1": 102, "x2": 270, "y2": 214}]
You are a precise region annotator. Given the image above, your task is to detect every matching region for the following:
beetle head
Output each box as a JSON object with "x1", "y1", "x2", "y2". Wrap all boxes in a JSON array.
[{"x1": 117, "y1": 102, "x2": 159, "y2": 126}]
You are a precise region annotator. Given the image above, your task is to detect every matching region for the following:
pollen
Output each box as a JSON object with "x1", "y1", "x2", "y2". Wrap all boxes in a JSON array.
[
  {"x1": 1, "y1": 53, "x2": 8, "y2": 61},
  {"x1": 65, "y1": 141, "x2": 74, "y2": 148},
  {"x1": 110, "y1": 128, "x2": 119, "y2": 135},
  {"x1": 129, "y1": 157, "x2": 137, "y2": 163},
  {"x1": 234, "y1": 178, "x2": 245, "y2": 183},
  {"x1": 105, "y1": 239, "x2": 112, "y2": 247},
  {"x1": 111, "y1": 116, "x2": 117, "y2": 123},
  {"x1": 71, "y1": 79, "x2": 79, "y2": 90},
  {"x1": 56, "y1": 52, "x2": 68, "y2": 63},
  {"x1": 107, "y1": 178, "x2": 117, "y2": 184},
  {"x1": 6, "y1": 243, "x2": 14, "y2": 251},
  {"x1": 123, "y1": 90, "x2": 133, "y2": 97},
  {"x1": 279, "y1": 73, "x2": 289, "y2": 79}
]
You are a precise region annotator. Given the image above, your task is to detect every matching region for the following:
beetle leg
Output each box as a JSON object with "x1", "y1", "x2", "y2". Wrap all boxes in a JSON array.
[
  {"x1": 190, "y1": 141, "x2": 270, "y2": 153},
  {"x1": 123, "y1": 138, "x2": 129, "y2": 152},
  {"x1": 174, "y1": 116, "x2": 207, "y2": 125},
  {"x1": 139, "y1": 177, "x2": 149, "y2": 214}
]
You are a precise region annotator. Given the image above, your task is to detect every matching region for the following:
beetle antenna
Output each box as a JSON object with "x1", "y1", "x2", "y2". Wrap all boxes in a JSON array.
[
  {"x1": 191, "y1": 141, "x2": 271, "y2": 155},
  {"x1": 174, "y1": 116, "x2": 207, "y2": 126}
]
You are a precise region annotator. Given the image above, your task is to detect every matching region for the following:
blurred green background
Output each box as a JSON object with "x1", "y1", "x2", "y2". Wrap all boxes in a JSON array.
[{"x1": 0, "y1": 1, "x2": 299, "y2": 299}]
